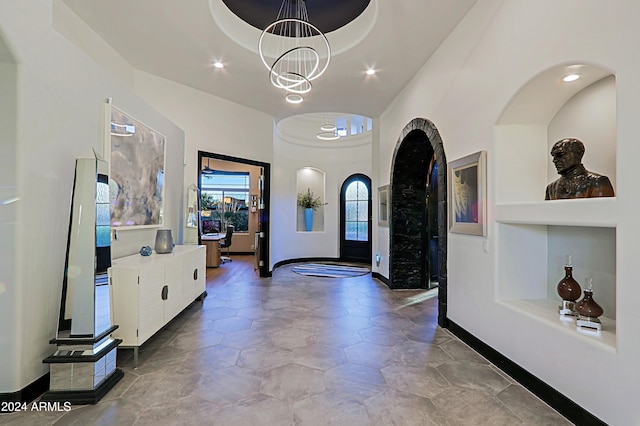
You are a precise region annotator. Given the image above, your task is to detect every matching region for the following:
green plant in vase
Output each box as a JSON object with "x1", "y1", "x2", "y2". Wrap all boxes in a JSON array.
[{"x1": 297, "y1": 188, "x2": 326, "y2": 231}]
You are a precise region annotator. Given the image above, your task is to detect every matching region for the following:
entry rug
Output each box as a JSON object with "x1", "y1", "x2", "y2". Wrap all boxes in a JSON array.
[{"x1": 292, "y1": 263, "x2": 370, "y2": 278}]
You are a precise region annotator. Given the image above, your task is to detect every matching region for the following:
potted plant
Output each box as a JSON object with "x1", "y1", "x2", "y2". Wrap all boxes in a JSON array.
[{"x1": 297, "y1": 188, "x2": 326, "y2": 231}]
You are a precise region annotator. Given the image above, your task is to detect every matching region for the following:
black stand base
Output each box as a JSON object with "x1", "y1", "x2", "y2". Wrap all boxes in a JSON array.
[{"x1": 39, "y1": 369, "x2": 124, "y2": 405}]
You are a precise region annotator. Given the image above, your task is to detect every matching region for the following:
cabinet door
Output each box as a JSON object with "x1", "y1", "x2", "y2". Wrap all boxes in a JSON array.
[
  {"x1": 137, "y1": 263, "x2": 166, "y2": 344},
  {"x1": 182, "y1": 246, "x2": 206, "y2": 307},
  {"x1": 109, "y1": 267, "x2": 140, "y2": 346},
  {"x1": 163, "y1": 255, "x2": 184, "y2": 321}
]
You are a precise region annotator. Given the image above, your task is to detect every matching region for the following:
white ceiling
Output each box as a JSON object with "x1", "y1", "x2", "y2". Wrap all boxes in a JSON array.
[{"x1": 61, "y1": 0, "x2": 478, "y2": 121}]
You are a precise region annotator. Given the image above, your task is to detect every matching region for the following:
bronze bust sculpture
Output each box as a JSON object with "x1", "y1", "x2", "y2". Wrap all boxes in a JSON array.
[{"x1": 545, "y1": 138, "x2": 614, "y2": 200}]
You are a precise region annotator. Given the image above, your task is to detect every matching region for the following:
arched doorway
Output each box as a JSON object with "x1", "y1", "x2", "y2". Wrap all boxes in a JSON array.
[
  {"x1": 340, "y1": 174, "x2": 372, "y2": 264},
  {"x1": 390, "y1": 118, "x2": 448, "y2": 326}
]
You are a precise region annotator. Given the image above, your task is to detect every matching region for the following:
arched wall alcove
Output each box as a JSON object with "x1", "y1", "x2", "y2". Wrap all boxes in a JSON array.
[
  {"x1": 494, "y1": 62, "x2": 618, "y2": 336},
  {"x1": 389, "y1": 118, "x2": 448, "y2": 326},
  {"x1": 495, "y1": 62, "x2": 615, "y2": 203},
  {"x1": 296, "y1": 167, "x2": 326, "y2": 232}
]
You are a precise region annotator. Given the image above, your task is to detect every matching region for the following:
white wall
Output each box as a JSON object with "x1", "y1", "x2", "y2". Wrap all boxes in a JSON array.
[
  {"x1": 52, "y1": 0, "x2": 134, "y2": 89},
  {"x1": 133, "y1": 71, "x2": 274, "y2": 187},
  {"x1": 0, "y1": 2, "x2": 185, "y2": 393},
  {"x1": 377, "y1": 0, "x2": 640, "y2": 423}
]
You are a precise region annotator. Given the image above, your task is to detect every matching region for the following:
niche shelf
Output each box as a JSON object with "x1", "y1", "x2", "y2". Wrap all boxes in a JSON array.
[
  {"x1": 496, "y1": 221, "x2": 617, "y2": 350},
  {"x1": 495, "y1": 197, "x2": 617, "y2": 227},
  {"x1": 498, "y1": 298, "x2": 616, "y2": 352}
]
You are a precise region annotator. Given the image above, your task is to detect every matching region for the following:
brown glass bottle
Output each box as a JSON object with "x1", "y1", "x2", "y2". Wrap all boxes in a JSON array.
[
  {"x1": 575, "y1": 289, "x2": 604, "y2": 319},
  {"x1": 557, "y1": 265, "x2": 581, "y2": 302}
]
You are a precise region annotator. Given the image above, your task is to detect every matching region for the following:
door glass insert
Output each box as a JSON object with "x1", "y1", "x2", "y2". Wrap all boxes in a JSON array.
[{"x1": 345, "y1": 180, "x2": 369, "y2": 241}]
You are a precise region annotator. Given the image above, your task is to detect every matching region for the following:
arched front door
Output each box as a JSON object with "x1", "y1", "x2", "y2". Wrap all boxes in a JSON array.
[{"x1": 340, "y1": 174, "x2": 372, "y2": 264}]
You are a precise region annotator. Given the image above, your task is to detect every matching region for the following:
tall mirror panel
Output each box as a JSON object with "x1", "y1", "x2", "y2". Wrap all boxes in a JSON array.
[{"x1": 42, "y1": 150, "x2": 123, "y2": 404}]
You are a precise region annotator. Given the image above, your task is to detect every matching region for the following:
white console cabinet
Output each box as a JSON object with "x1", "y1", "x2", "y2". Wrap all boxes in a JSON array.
[{"x1": 108, "y1": 245, "x2": 206, "y2": 366}]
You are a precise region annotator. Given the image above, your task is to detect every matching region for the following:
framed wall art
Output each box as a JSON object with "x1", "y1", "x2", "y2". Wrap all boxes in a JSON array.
[
  {"x1": 448, "y1": 150, "x2": 487, "y2": 236},
  {"x1": 378, "y1": 185, "x2": 389, "y2": 227},
  {"x1": 104, "y1": 100, "x2": 166, "y2": 228}
]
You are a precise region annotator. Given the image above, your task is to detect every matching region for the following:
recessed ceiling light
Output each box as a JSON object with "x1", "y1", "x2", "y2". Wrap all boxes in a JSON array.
[
  {"x1": 213, "y1": 61, "x2": 224, "y2": 69},
  {"x1": 562, "y1": 73, "x2": 580, "y2": 82},
  {"x1": 365, "y1": 69, "x2": 376, "y2": 76},
  {"x1": 285, "y1": 93, "x2": 304, "y2": 104}
]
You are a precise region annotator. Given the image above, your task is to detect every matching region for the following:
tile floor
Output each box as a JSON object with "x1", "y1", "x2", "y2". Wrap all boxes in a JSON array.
[{"x1": 2, "y1": 256, "x2": 572, "y2": 425}]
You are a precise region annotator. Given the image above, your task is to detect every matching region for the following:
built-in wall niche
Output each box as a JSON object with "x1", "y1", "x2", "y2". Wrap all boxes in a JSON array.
[
  {"x1": 494, "y1": 64, "x2": 618, "y2": 351},
  {"x1": 496, "y1": 222, "x2": 616, "y2": 349},
  {"x1": 296, "y1": 167, "x2": 325, "y2": 232},
  {"x1": 495, "y1": 65, "x2": 616, "y2": 204}
]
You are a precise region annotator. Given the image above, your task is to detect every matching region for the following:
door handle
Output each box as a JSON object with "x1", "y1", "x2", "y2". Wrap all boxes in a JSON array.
[{"x1": 161, "y1": 285, "x2": 168, "y2": 300}]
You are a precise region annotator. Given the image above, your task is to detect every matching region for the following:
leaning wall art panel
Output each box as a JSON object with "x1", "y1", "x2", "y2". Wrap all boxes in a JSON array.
[{"x1": 107, "y1": 105, "x2": 166, "y2": 228}]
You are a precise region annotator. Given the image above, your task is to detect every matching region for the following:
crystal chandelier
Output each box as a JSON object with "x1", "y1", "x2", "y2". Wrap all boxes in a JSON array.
[{"x1": 258, "y1": 0, "x2": 331, "y2": 103}]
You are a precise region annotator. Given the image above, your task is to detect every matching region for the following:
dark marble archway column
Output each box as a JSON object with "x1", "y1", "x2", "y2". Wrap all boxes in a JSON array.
[{"x1": 390, "y1": 118, "x2": 448, "y2": 327}]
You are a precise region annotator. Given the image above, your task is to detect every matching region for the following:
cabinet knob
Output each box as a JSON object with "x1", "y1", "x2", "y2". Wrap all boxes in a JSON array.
[
  {"x1": 193, "y1": 268, "x2": 198, "y2": 280},
  {"x1": 161, "y1": 285, "x2": 168, "y2": 300}
]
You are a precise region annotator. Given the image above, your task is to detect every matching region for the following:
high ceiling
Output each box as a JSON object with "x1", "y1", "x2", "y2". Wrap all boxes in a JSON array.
[
  {"x1": 61, "y1": 0, "x2": 478, "y2": 121},
  {"x1": 221, "y1": 0, "x2": 371, "y2": 33}
]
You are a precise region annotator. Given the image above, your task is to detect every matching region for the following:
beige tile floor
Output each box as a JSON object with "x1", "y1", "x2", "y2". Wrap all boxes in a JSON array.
[{"x1": 2, "y1": 256, "x2": 572, "y2": 425}]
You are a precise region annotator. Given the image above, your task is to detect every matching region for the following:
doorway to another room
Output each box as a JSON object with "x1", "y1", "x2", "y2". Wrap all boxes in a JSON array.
[
  {"x1": 197, "y1": 151, "x2": 271, "y2": 277},
  {"x1": 389, "y1": 118, "x2": 448, "y2": 326}
]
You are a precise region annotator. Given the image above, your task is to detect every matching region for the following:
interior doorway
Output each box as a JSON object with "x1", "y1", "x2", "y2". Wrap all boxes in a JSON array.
[
  {"x1": 197, "y1": 151, "x2": 271, "y2": 277},
  {"x1": 426, "y1": 156, "x2": 439, "y2": 289},
  {"x1": 389, "y1": 118, "x2": 448, "y2": 326},
  {"x1": 339, "y1": 174, "x2": 372, "y2": 264}
]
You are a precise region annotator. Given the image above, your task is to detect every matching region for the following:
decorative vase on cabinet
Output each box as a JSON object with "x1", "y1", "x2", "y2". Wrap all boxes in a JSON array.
[{"x1": 155, "y1": 229, "x2": 174, "y2": 253}]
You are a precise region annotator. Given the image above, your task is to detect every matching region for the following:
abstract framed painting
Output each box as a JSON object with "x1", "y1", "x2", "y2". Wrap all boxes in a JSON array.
[
  {"x1": 104, "y1": 101, "x2": 166, "y2": 228},
  {"x1": 448, "y1": 150, "x2": 487, "y2": 236}
]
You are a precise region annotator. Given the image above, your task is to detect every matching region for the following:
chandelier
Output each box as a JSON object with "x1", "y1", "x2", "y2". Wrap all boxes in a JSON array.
[
  {"x1": 258, "y1": 0, "x2": 331, "y2": 104},
  {"x1": 316, "y1": 113, "x2": 339, "y2": 140}
]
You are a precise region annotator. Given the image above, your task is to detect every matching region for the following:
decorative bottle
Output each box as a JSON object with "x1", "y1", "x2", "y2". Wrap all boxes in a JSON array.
[
  {"x1": 575, "y1": 278, "x2": 604, "y2": 320},
  {"x1": 557, "y1": 255, "x2": 581, "y2": 315}
]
